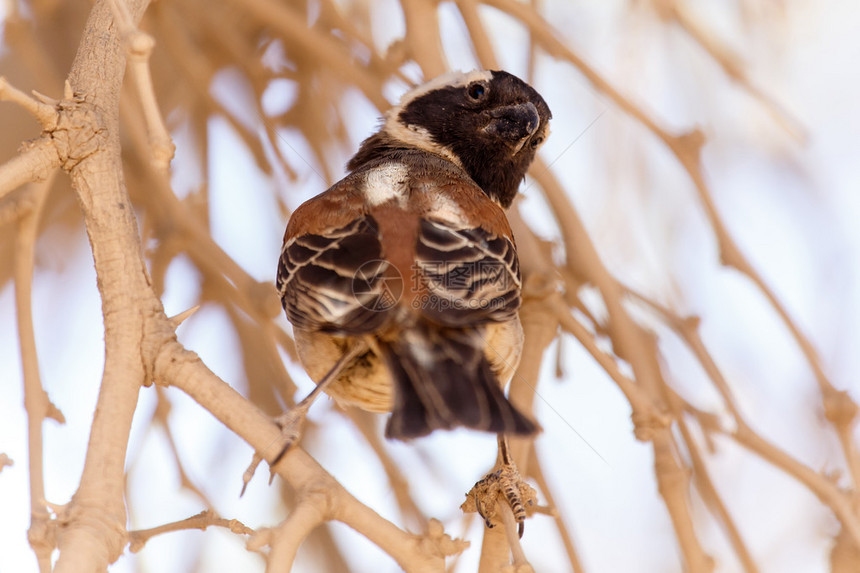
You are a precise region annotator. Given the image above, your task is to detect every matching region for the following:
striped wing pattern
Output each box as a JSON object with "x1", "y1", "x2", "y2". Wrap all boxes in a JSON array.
[
  {"x1": 277, "y1": 216, "x2": 393, "y2": 333},
  {"x1": 413, "y1": 218, "x2": 521, "y2": 326}
]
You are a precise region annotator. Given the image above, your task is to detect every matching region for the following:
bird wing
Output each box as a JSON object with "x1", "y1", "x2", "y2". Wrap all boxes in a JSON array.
[
  {"x1": 412, "y1": 217, "x2": 521, "y2": 327},
  {"x1": 277, "y1": 182, "x2": 397, "y2": 334}
]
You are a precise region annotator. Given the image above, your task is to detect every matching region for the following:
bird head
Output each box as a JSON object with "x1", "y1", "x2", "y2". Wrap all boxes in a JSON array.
[{"x1": 349, "y1": 70, "x2": 552, "y2": 208}]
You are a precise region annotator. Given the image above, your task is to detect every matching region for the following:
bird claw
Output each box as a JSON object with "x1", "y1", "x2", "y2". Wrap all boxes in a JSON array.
[
  {"x1": 461, "y1": 461, "x2": 537, "y2": 538},
  {"x1": 269, "y1": 406, "x2": 309, "y2": 477}
]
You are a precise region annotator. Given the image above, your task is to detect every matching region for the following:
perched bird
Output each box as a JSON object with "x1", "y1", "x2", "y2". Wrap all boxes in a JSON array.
[{"x1": 274, "y1": 70, "x2": 551, "y2": 531}]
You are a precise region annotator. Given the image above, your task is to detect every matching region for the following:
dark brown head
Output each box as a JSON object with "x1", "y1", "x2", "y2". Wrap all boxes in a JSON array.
[{"x1": 348, "y1": 70, "x2": 552, "y2": 208}]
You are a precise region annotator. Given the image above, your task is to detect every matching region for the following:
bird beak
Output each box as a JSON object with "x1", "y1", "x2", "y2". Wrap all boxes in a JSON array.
[
  {"x1": 510, "y1": 135, "x2": 529, "y2": 155},
  {"x1": 484, "y1": 102, "x2": 540, "y2": 153}
]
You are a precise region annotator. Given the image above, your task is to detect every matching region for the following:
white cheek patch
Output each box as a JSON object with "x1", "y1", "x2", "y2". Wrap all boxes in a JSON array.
[
  {"x1": 364, "y1": 163, "x2": 410, "y2": 206},
  {"x1": 384, "y1": 121, "x2": 464, "y2": 169}
]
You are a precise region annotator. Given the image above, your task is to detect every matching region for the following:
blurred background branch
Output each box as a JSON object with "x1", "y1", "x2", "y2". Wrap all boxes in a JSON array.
[{"x1": 0, "y1": 0, "x2": 857, "y2": 571}]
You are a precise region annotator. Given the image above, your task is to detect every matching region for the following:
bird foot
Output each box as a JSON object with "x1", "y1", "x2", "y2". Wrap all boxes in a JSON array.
[
  {"x1": 461, "y1": 461, "x2": 537, "y2": 538},
  {"x1": 268, "y1": 405, "x2": 310, "y2": 477}
]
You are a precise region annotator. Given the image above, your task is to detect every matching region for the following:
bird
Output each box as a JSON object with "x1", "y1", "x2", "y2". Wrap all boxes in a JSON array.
[{"x1": 274, "y1": 69, "x2": 551, "y2": 533}]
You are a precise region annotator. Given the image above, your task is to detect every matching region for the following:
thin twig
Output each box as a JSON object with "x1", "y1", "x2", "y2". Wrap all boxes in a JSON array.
[
  {"x1": 154, "y1": 339, "x2": 461, "y2": 571},
  {"x1": 15, "y1": 174, "x2": 60, "y2": 573},
  {"x1": 458, "y1": 0, "x2": 500, "y2": 70},
  {"x1": 0, "y1": 76, "x2": 59, "y2": 129},
  {"x1": 107, "y1": 0, "x2": 175, "y2": 172},
  {"x1": 674, "y1": 413, "x2": 759, "y2": 573},
  {"x1": 0, "y1": 140, "x2": 61, "y2": 201},
  {"x1": 651, "y1": 0, "x2": 806, "y2": 141},
  {"x1": 528, "y1": 447, "x2": 586, "y2": 573},
  {"x1": 128, "y1": 509, "x2": 254, "y2": 552}
]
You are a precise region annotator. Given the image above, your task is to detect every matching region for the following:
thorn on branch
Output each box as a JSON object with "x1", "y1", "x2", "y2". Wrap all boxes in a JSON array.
[
  {"x1": 46, "y1": 396, "x2": 66, "y2": 424},
  {"x1": 169, "y1": 305, "x2": 200, "y2": 328},
  {"x1": 0, "y1": 453, "x2": 13, "y2": 473},
  {"x1": 241, "y1": 451, "x2": 265, "y2": 496},
  {"x1": 529, "y1": 504, "x2": 557, "y2": 517},
  {"x1": 31, "y1": 90, "x2": 58, "y2": 107}
]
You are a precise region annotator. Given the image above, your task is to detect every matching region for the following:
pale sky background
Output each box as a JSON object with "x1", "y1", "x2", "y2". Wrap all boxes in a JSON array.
[{"x1": 1, "y1": 1, "x2": 859, "y2": 572}]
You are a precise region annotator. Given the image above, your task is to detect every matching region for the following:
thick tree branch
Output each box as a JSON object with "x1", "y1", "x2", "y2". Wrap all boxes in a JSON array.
[
  {"x1": 51, "y1": 0, "x2": 154, "y2": 570},
  {"x1": 153, "y1": 340, "x2": 464, "y2": 572}
]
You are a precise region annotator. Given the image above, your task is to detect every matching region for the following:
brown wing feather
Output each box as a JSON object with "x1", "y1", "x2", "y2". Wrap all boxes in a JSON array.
[
  {"x1": 283, "y1": 174, "x2": 368, "y2": 239},
  {"x1": 411, "y1": 217, "x2": 521, "y2": 327},
  {"x1": 278, "y1": 178, "x2": 397, "y2": 334}
]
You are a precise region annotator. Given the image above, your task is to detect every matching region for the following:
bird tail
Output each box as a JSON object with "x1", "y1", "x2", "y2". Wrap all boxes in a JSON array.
[{"x1": 381, "y1": 323, "x2": 537, "y2": 439}]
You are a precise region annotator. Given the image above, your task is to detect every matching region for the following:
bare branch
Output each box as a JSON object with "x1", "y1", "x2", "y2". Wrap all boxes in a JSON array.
[
  {"x1": 1, "y1": 0, "x2": 850, "y2": 570},
  {"x1": 402, "y1": 0, "x2": 448, "y2": 77},
  {"x1": 107, "y1": 0, "x2": 175, "y2": 172},
  {"x1": 15, "y1": 173, "x2": 61, "y2": 573},
  {"x1": 651, "y1": 0, "x2": 806, "y2": 141},
  {"x1": 48, "y1": 0, "x2": 157, "y2": 570},
  {"x1": 458, "y1": 0, "x2": 499, "y2": 69},
  {"x1": 0, "y1": 76, "x2": 59, "y2": 129},
  {"x1": 265, "y1": 495, "x2": 327, "y2": 572},
  {"x1": 0, "y1": 140, "x2": 61, "y2": 201},
  {"x1": 128, "y1": 510, "x2": 254, "y2": 553},
  {"x1": 528, "y1": 447, "x2": 586, "y2": 573},
  {"x1": 168, "y1": 305, "x2": 200, "y2": 328},
  {"x1": 224, "y1": 0, "x2": 388, "y2": 109},
  {"x1": 154, "y1": 339, "x2": 464, "y2": 571},
  {"x1": 674, "y1": 415, "x2": 759, "y2": 573}
]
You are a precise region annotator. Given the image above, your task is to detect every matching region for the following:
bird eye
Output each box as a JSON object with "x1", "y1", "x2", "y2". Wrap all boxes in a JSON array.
[
  {"x1": 530, "y1": 136, "x2": 544, "y2": 148},
  {"x1": 467, "y1": 82, "x2": 487, "y2": 101}
]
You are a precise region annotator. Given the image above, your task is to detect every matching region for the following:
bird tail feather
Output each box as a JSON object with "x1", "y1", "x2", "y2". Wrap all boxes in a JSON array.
[{"x1": 381, "y1": 323, "x2": 537, "y2": 439}]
